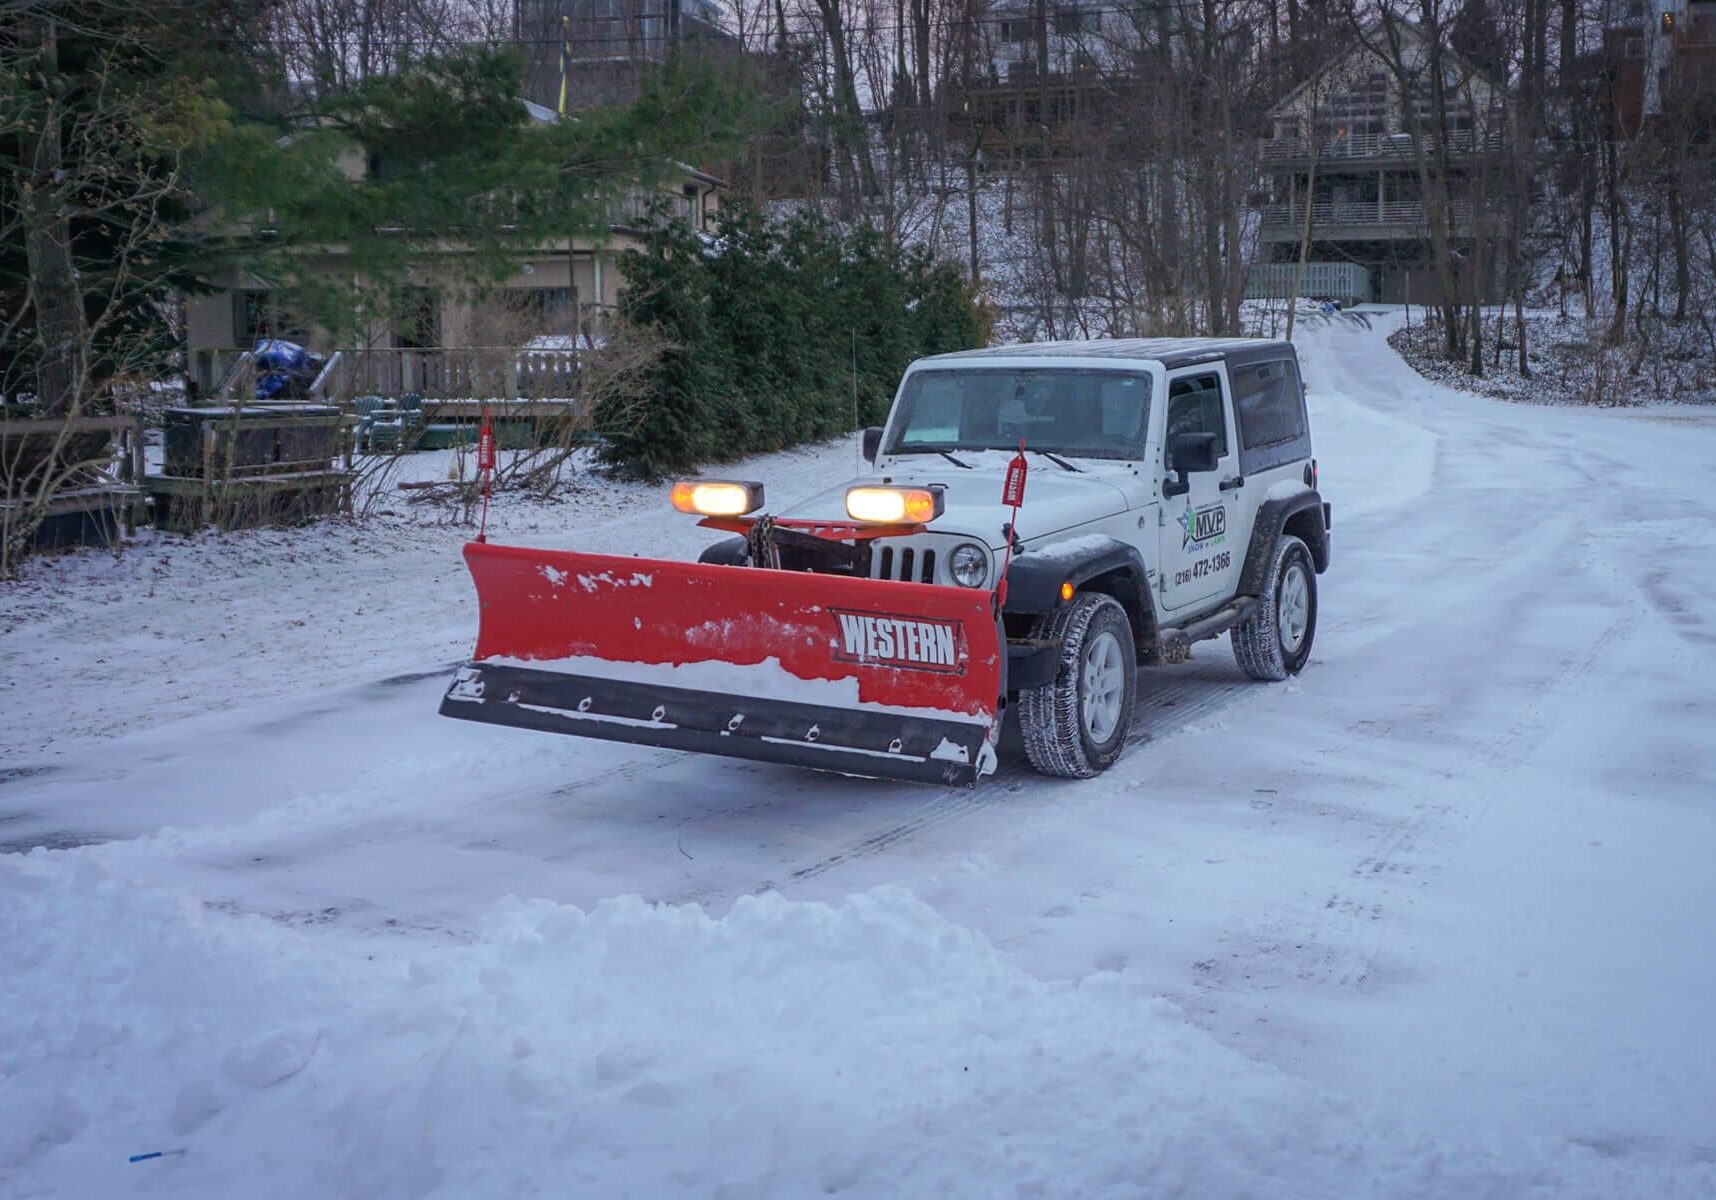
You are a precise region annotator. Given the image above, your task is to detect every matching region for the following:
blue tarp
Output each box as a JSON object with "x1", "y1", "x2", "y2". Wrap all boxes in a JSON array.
[{"x1": 252, "y1": 339, "x2": 322, "y2": 399}]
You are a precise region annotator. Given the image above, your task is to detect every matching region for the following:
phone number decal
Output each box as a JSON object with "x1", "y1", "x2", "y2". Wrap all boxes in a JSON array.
[{"x1": 1173, "y1": 550, "x2": 1231, "y2": 588}]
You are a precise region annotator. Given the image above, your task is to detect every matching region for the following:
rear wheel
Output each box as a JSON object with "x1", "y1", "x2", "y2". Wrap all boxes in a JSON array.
[
  {"x1": 1232, "y1": 534, "x2": 1317, "y2": 681},
  {"x1": 1020, "y1": 592, "x2": 1137, "y2": 778}
]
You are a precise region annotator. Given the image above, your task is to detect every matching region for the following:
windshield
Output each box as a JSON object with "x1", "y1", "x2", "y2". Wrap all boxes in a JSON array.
[{"x1": 885, "y1": 368, "x2": 1153, "y2": 461}]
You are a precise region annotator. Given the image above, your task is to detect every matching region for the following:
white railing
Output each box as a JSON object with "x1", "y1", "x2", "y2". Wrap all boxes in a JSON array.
[
  {"x1": 1261, "y1": 128, "x2": 1504, "y2": 162},
  {"x1": 213, "y1": 349, "x2": 255, "y2": 400},
  {"x1": 1258, "y1": 199, "x2": 1475, "y2": 231},
  {"x1": 308, "y1": 351, "x2": 344, "y2": 404}
]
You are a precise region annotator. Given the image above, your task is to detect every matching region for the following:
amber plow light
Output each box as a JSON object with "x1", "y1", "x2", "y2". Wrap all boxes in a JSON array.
[
  {"x1": 845, "y1": 486, "x2": 944, "y2": 525},
  {"x1": 670, "y1": 480, "x2": 765, "y2": 517}
]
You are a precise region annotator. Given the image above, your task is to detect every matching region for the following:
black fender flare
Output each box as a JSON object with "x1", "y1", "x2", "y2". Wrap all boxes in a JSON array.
[
  {"x1": 1237, "y1": 488, "x2": 1329, "y2": 598},
  {"x1": 1002, "y1": 534, "x2": 1146, "y2": 613},
  {"x1": 1003, "y1": 534, "x2": 1155, "y2": 685},
  {"x1": 1002, "y1": 534, "x2": 1157, "y2": 653}
]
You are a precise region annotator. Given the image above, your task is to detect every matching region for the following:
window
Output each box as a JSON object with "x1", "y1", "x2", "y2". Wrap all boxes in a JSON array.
[
  {"x1": 238, "y1": 290, "x2": 272, "y2": 343},
  {"x1": 501, "y1": 287, "x2": 574, "y2": 331},
  {"x1": 1231, "y1": 359, "x2": 1307, "y2": 451},
  {"x1": 235, "y1": 290, "x2": 304, "y2": 345},
  {"x1": 393, "y1": 288, "x2": 440, "y2": 350},
  {"x1": 1166, "y1": 373, "x2": 1228, "y2": 458},
  {"x1": 887, "y1": 368, "x2": 1151, "y2": 460},
  {"x1": 1054, "y1": 8, "x2": 1099, "y2": 36}
]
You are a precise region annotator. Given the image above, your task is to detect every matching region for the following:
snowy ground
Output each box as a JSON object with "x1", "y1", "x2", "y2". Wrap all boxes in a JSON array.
[
  {"x1": 1389, "y1": 306, "x2": 1716, "y2": 409},
  {"x1": 4, "y1": 312, "x2": 1716, "y2": 1196}
]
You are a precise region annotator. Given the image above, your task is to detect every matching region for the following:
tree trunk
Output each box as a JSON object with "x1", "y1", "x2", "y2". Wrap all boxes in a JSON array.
[
  {"x1": 814, "y1": 0, "x2": 878, "y2": 214},
  {"x1": 1558, "y1": 0, "x2": 1578, "y2": 84},
  {"x1": 967, "y1": 149, "x2": 980, "y2": 284},
  {"x1": 1603, "y1": 134, "x2": 1628, "y2": 346},
  {"x1": 1667, "y1": 169, "x2": 1690, "y2": 321},
  {"x1": 21, "y1": 16, "x2": 84, "y2": 420},
  {"x1": 912, "y1": 0, "x2": 932, "y2": 111},
  {"x1": 1285, "y1": 121, "x2": 1320, "y2": 343}
]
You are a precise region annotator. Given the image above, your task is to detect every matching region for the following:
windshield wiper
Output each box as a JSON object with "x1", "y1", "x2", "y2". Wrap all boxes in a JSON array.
[
  {"x1": 893, "y1": 447, "x2": 974, "y2": 469},
  {"x1": 1030, "y1": 449, "x2": 1085, "y2": 473}
]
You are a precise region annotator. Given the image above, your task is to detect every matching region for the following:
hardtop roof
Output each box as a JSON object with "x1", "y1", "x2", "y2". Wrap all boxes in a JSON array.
[{"x1": 919, "y1": 337, "x2": 1295, "y2": 371}]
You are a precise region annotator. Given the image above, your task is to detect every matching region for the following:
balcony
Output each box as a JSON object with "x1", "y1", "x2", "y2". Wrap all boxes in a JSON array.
[
  {"x1": 1261, "y1": 128, "x2": 1504, "y2": 165},
  {"x1": 1257, "y1": 199, "x2": 1475, "y2": 240}
]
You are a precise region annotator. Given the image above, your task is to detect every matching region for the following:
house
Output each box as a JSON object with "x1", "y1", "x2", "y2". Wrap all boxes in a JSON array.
[
  {"x1": 953, "y1": 1, "x2": 1166, "y2": 167},
  {"x1": 182, "y1": 101, "x2": 725, "y2": 400},
  {"x1": 515, "y1": 0, "x2": 738, "y2": 113},
  {"x1": 1248, "y1": 22, "x2": 1510, "y2": 307},
  {"x1": 1602, "y1": 0, "x2": 1716, "y2": 134}
]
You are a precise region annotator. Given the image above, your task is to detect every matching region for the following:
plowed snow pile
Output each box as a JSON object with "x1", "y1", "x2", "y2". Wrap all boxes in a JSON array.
[{"x1": 3, "y1": 855, "x2": 1699, "y2": 1199}]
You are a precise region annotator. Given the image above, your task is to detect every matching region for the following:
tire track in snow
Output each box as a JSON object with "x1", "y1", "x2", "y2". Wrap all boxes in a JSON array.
[
  {"x1": 740, "y1": 654, "x2": 1258, "y2": 894},
  {"x1": 1297, "y1": 613, "x2": 1634, "y2": 993}
]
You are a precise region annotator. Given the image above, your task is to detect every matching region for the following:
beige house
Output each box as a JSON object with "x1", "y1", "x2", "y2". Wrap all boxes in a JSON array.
[
  {"x1": 184, "y1": 105, "x2": 724, "y2": 399},
  {"x1": 1248, "y1": 22, "x2": 1509, "y2": 306}
]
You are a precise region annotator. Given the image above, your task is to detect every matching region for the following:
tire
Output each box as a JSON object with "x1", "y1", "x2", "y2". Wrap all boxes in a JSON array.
[
  {"x1": 1232, "y1": 533, "x2": 1317, "y2": 682},
  {"x1": 1020, "y1": 592, "x2": 1138, "y2": 778}
]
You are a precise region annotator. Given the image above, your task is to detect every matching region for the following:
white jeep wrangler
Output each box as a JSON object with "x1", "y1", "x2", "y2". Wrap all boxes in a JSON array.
[{"x1": 701, "y1": 337, "x2": 1331, "y2": 778}]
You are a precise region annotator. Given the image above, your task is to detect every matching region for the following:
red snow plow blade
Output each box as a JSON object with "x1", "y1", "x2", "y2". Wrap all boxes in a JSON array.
[{"x1": 439, "y1": 542, "x2": 1003, "y2": 785}]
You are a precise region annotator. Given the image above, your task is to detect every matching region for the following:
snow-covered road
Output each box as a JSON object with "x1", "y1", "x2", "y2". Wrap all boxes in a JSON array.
[{"x1": 4, "y1": 313, "x2": 1715, "y2": 1196}]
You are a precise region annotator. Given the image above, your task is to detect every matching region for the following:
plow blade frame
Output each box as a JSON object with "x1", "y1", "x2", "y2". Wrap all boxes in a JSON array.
[
  {"x1": 441, "y1": 663, "x2": 990, "y2": 785},
  {"x1": 439, "y1": 542, "x2": 1003, "y2": 786}
]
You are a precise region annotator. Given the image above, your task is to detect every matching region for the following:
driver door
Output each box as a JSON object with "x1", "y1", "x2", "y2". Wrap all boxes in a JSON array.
[{"x1": 1159, "y1": 367, "x2": 1242, "y2": 614}]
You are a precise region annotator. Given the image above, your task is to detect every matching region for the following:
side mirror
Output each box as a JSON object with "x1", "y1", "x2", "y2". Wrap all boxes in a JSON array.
[
  {"x1": 861, "y1": 426, "x2": 883, "y2": 464},
  {"x1": 1164, "y1": 431, "x2": 1219, "y2": 497}
]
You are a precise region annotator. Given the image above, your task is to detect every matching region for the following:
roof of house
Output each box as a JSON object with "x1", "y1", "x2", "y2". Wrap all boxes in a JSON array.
[
  {"x1": 1268, "y1": 18, "x2": 1503, "y2": 115},
  {"x1": 921, "y1": 337, "x2": 1294, "y2": 370}
]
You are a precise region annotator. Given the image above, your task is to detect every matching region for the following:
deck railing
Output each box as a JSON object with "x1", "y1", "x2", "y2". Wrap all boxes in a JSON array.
[
  {"x1": 1261, "y1": 128, "x2": 1504, "y2": 163},
  {"x1": 202, "y1": 345, "x2": 589, "y2": 405},
  {"x1": 1258, "y1": 198, "x2": 1475, "y2": 231},
  {"x1": 331, "y1": 346, "x2": 586, "y2": 400}
]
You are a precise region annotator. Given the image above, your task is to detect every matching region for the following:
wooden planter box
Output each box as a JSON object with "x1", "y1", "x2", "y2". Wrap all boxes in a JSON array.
[{"x1": 147, "y1": 404, "x2": 353, "y2": 533}]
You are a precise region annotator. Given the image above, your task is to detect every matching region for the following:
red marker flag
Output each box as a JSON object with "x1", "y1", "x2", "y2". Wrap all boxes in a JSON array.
[
  {"x1": 1002, "y1": 444, "x2": 1028, "y2": 507},
  {"x1": 995, "y1": 440, "x2": 1029, "y2": 608},
  {"x1": 476, "y1": 409, "x2": 496, "y2": 542},
  {"x1": 477, "y1": 413, "x2": 497, "y2": 473}
]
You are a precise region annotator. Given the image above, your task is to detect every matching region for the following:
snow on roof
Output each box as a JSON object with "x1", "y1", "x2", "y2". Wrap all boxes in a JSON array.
[{"x1": 922, "y1": 337, "x2": 1293, "y2": 369}]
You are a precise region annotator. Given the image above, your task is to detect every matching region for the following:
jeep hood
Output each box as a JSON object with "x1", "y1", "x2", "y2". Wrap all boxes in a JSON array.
[{"x1": 782, "y1": 460, "x2": 1133, "y2": 550}]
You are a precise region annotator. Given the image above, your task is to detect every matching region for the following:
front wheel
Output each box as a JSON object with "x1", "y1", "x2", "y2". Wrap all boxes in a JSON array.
[
  {"x1": 1020, "y1": 592, "x2": 1138, "y2": 778},
  {"x1": 1232, "y1": 533, "x2": 1317, "y2": 681}
]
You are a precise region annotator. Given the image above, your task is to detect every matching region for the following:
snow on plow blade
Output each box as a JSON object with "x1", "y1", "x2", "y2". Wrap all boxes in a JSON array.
[{"x1": 439, "y1": 542, "x2": 1003, "y2": 785}]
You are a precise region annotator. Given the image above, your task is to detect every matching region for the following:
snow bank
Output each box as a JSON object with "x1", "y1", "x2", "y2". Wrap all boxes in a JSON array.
[{"x1": 4, "y1": 856, "x2": 1698, "y2": 1199}]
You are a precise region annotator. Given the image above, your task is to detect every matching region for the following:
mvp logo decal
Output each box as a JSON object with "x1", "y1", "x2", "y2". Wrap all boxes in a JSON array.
[
  {"x1": 833, "y1": 610, "x2": 962, "y2": 673},
  {"x1": 1180, "y1": 502, "x2": 1227, "y2": 550}
]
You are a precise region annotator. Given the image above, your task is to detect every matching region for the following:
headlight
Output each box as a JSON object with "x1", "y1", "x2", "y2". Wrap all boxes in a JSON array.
[
  {"x1": 670, "y1": 479, "x2": 764, "y2": 517},
  {"x1": 845, "y1": 486, "x2": 944, "y2": 524},
  {"x1": 949, "y1": 543, "x2": 988, "y2": 588}
]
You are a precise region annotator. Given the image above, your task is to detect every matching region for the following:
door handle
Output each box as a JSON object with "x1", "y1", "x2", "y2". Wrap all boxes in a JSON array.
[{"x1": 1219, "y1": 475, "x2": 1245, "y2": 491}]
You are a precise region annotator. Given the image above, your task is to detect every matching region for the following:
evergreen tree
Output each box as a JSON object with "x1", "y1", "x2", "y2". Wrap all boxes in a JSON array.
[{"x1": 600, "y1": 207, "x2": 983, "y2": 479}]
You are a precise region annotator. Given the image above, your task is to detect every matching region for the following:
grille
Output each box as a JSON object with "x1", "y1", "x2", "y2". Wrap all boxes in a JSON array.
[{"x1": 874, "y1": 544, "x2": 937, "y2": 584}]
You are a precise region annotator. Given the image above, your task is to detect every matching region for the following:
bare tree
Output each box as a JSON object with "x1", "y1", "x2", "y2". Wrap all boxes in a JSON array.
[{"x1": 2, "y1": 9, "x2": 205, "y2": 572}]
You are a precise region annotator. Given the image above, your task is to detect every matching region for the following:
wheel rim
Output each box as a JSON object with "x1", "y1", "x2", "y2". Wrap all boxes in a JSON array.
[
  {"x1": 1279, "y1": 562, "x2": 1310, "y2": 654},
  {"x1": 1080, "y1": 629, "x2": 1125, "y2": 743}
]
